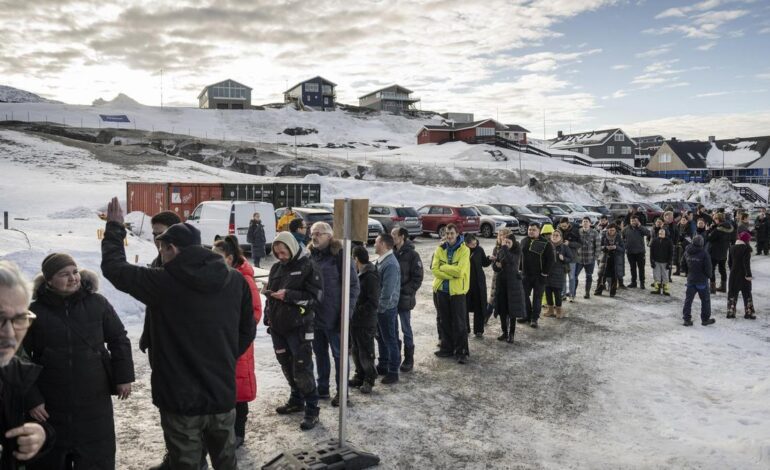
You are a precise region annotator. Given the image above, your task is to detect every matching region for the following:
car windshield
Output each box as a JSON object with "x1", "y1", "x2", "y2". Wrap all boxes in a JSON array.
[
  {"x1": 569, "y1": 203, "x2": 588, "y2": 212},
  {"x1": 475, "y1": 205, "x2": 502, "y2": 216},
  {"x1": 513, "y1": 205, "x2": 534, "y2": 214},
  {"x1": 395, "y1": 207, "x2": 419, "y2": 217},
  {"x1": 546, "y1": 206, "x2": 567, "y2": 215},
  {"x1": 458, "y1": 208, "x2": 478, "y2": 217},
  {"x1": 305, "y1": 213, "x2": 334, "y2": 224}
]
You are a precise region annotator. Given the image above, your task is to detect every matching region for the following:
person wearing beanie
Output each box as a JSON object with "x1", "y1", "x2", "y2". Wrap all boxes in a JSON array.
[
  {"x1": 682, "y1": 235, "x2": 715, "y2": 326},
  {"x1": 100, "y1": 197, "x2": 256, "y2": 468},
  {"x1": 264, "y1": 230, "x2": 324, "y2": 430},
  {"x1": 26, "y1": 253, "x2": 135, "y2": 469},
  {"x1": 727, "y1": 231, "x2": 755, "y2": 319}
]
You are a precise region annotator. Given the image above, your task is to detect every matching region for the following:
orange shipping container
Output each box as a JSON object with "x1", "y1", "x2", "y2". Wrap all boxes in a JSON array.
[{"x1": 126, "y1": 182, "x2": 223, "y2": 220}]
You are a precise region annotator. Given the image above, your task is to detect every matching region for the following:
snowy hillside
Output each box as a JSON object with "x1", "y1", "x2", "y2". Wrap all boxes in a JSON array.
[{"x1": 0, "y1": 85, "x2": 58, "y2": 103}]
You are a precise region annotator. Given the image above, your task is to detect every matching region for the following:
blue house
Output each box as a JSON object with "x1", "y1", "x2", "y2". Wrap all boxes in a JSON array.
[{"x1": 283, "y1": 76, "x2": 336, "y2": 111}]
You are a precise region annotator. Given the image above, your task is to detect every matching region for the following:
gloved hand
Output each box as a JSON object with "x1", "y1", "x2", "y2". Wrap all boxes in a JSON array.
[{"x1": 651, "y1": 261, "x2": 656, "y2": 268}]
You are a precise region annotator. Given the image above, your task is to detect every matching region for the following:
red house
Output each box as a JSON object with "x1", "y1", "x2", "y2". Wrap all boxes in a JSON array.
[{"x1": 417, "y1": 119, "x2": 499, "y2": 145}]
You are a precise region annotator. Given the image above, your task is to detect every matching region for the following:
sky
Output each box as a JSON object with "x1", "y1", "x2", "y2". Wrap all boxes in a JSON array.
[{"x1": 1, "y1": 0, "x2": 769, "y2": 140}]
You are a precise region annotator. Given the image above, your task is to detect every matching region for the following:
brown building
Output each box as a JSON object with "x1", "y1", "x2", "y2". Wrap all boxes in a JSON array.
[{"x1": 417, "y1": 119, "x2": 498, "y2": 145}]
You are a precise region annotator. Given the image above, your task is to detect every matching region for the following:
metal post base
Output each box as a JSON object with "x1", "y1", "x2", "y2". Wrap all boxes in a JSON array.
[{"x1": 262, "y1": 439, "x2": 380, "y2": 470}]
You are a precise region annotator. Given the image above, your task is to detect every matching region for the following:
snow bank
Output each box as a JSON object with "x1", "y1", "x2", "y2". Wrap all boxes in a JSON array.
[{"x1": 706, "y1": 141, "x2": 762, "y2": 168}]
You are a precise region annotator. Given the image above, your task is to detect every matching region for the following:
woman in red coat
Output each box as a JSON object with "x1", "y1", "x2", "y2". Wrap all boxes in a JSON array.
[{"x1": 213, "y1": 236, "x2": 262, "y2": 447}]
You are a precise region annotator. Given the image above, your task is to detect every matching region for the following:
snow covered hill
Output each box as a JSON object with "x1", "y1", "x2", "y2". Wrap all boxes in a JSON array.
[{"x1": 0, "y1": 85, "x2": 59, "y2": 103}]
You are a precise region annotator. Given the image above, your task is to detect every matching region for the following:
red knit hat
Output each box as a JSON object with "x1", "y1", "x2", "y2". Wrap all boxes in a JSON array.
[{"x1": 738, "y1": 231, "x2": 751, "y2": 244}]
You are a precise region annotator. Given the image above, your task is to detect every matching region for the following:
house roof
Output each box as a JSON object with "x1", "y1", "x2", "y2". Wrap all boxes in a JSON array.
[
  {"x1": 197, "y1": 79, "x2": 252, "y2": 99},
  {"x1": 358, "y1": 84, "x2": 413, "y2": 100},
  {"x1": 636, "y1": 135, "x2": 665, "y2": 143},
  {"x1": 549, "y1": 128, "x2": 624, "y2": 149},
  {"x1": 665, "y1": 140, "x2": 710, "y2": 169},
  {"x1": 418, "y1": 119, "x2": 498, "y2": 135},
  {"x1": 284, "y1": 76, "x2": 337, "y2": 93},
  {"x1": 502, "y1": 124, "x2": 530, "y2": 133},
  {"x1": 706, "y1": 136, "x2": 770, "y2": 168}
]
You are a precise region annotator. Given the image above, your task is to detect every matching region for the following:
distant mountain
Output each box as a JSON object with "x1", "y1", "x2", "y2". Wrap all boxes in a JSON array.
[
  {"x1": 0, "y1": 85, "x2": 60, "y2": 103},
  {"x1": 92, "y1": 93, "x2": 144, "y2": 107}
]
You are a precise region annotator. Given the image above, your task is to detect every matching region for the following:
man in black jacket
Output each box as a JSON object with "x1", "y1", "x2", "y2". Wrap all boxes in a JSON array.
[
  {"x1": 101, "y1": 198, "x2": 256, "y2": 469},
  {"x1": 350, "y1": 246, "x2": 380, "y2": 394},
  {"x1": 622, "y1": 215, "x2": 650, "y2": 288},
  {"x1": 558, "y1": 218, "x2": 581, "y2": 301},
  {"x1": 755, "y1": 208, "x2": 769, "y2": 255},
  {"x1": 246, "y1": 212, "x2": 267, "y2": 268},
  {"x1": 0, "y1": 260, "x2": 54, "y2": 466},
  {"x1": 264, "y1": 232, "x2": 324, "y2": 431},
  {"x1": 518, "y1": 223, "x2": 555, "y2": 328},
  {"x1": 391, "y1": 227, "x2": 424, "y2": 372}
]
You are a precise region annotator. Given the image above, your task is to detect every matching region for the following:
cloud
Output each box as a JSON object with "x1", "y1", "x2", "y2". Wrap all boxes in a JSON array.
[
  {"x1": 649, "y1": 1, "x2": 752, "y2": 41},
  {"x1": 629, "y1": 60, "x2": 704, "y2": 89},
  {"x1": 611, "y1": 64, "x2": 631, "y2": 70},
  {"x1": 635, "y1": 44, "x2": 673, "y2": 58},
  {"x1": 603, "y1": 89, "x2": 627, "y2": 99},
  {"x1": 614, "y1": 111, "x2": 770, "y2": 140},
  {"x1": 697, "y1": 42, "x2": 717, "y2": 50}
]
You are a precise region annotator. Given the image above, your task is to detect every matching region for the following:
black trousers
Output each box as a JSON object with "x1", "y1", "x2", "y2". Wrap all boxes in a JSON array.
[
  {"x1": 351, "y1": 326, "x2": 377, "y2": 385},
  {"x1": 757, "y1": 239, "x2": 769, "y2": 255},
  {"x1": 522, "y1": 278, "x2": 545, "y2": 321},
  {"x1": 436, "y1": 291, "x2": 469, "y2": 356},
  {"x1": 235, "y1": 402, "x2": 248, "y2": 439},
  {"x1": 710, "y1": 259, "x2": 727, "y2": 285},
  {"x1": 627, "y1": 252, "x2": 645, "y2": 284},
  {"x1": 728, "y1": 280, "x2": 753, "y2": 310},
  {"x1": 544, "y1": 286, "x2": 562, "y2": 307}
]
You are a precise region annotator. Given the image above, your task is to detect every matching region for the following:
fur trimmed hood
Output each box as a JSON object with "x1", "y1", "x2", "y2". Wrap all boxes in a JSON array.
[
  {"x1": 308, "y1": 238, "x2": 342, "y2": 257},
  {"x1": 32, "y1": 268, "x2": 99, "y2": 300}
]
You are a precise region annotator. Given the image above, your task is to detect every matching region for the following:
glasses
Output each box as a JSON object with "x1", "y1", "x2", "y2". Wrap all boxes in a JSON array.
[
  {"x1": 0, "y1": 311, "x2": 36, "y2": 331},
  {"x1": 310, "y1": 232, "x2": 330, "y2": 237}
]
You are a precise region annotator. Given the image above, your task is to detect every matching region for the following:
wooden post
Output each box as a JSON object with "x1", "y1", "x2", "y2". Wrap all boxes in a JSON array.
[{"x1": 3, "y1": 212, "x2": 7, "y2": 230}]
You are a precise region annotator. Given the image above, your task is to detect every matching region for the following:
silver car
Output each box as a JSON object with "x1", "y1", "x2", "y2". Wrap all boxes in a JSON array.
[
  {"x1": 304, "y1": 203, "x2": 384, "y2": 243},
  {"x1": 368, "y1": 204, "x2": 422, "y2": 239},
  {"x1": 462, "y1": 204, "x2": 519, "y2": 238}
]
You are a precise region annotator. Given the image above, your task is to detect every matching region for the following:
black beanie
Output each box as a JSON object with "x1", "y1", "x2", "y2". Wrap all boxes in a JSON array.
[{"x1": 42, "y1": 253, "x2": 77, "y2": 280}]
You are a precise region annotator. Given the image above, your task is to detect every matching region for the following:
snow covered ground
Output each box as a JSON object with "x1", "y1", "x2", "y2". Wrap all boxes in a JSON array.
[{"x1": 1, "y1": 125, "x2": 769, "y2": 469}]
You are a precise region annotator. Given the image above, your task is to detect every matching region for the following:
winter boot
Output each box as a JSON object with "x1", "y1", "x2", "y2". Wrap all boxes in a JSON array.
[
  {"x1": 663, "y1": 283, "x2": 671, "y2": 296},
  {"x1": 300, "y1": 408, "x2": 320, "y2": 431},
  {"x1": 276, "y1": 401, "x2": 304, "y2": 415},
  {"x1": 610, "y1": 279, "x2": 618, "y2": 297},
  {"x1": 683, "y1": 319, "x2": 693, "y2": 326},
  {"x1": 650, "y1": 283, "x2": 661, "y2": 295},
  {"x1": 717, "y1": 279, "x2": 726, "y2": 293},
  {"x1": 702, "y1": 318, "x2": 716, "y2": 326},
  {"x1": 710, "y1": 281, "x2": 717, "y2": 294},
  {"x1": 594, "y1": 281, "x2": 604, "y2": 296},
  {"x1": 744, "y1": 302, "x2": 756, "y2": 320},
  {"x1": 727, "y1": 298, "x2": 737, "y2": 319},
  {"x1": 584, "y1": 280, "x2": 592, "y2": 299},
  {"x1": 349, "y1": 376, "x2": 364, "y2": 388},
  {"x1": 628, "y1": 281, "x2": 638, "y2": 289},
  {"x1": 331, "y1": 392, "x2": 351, "y2": 407},
  {"x1": 381, "y1": 373, "x2": 399, "y2": 384},
  {"x1": 400, "y1": 346, "x2": 414, "y2": 372},
  {"x1": 543, "y1": 305, "x2": 555, "y2": 317},
  {"x1": 360, "y1": 382, "x2": 373, "y2": 394},
  {"x1": 639, "y1": 280, "x2": 645, "y2": 289}
]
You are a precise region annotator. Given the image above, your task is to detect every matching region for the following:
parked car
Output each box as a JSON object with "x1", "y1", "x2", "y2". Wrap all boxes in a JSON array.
[
  {"x1": 305, "y1": 203, "x2": 384, "y2": 243},
  {"x1": 584, "y1": 204, "x2": 611, "y2": 217},
  {"x1": 461, "y1": 204, "x2": 519, "y2": 238},
  {"x1": 417, "y1": 204, "x2": 481, "y2": 237},
  {"x1": 489, "y1": 204, "x2": 552, "y2": 235},
  {"x1": 544, "y1": 202, "x2": 600, "y2": 225},
  {"x1": 367, "y1": 204, "x2": 422, "y2": 239},
  {"x1": 607, "y1": 202, "x2": 639, "y2": 222},
  {"x1": 526, "y1": 204, "x2": 578, "y2": 225},
  {"x1": 275, "y1": 207, "x2": 335, "y2": 238},
  {"x1": 655, "y1": 200, "x2": 696, "y2": 215},
  {"x1": 187, "y1": 200, "x2": 276, "y2": 252},
  {"x1": 637, "y1": 202, "x2": 664, "y2": 222}
]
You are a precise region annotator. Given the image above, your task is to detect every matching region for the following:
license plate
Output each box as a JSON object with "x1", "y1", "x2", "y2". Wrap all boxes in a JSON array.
[
  {"x1": 369, "y1": 231, "x2": 378, "y2": 237},
  {"x1": 237, "y1": 228, "x2": 247, "y2": 235}
]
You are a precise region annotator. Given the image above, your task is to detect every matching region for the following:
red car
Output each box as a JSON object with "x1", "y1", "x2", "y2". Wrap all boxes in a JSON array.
[{"x1": 417, "y1": 204, "x2": 481, "y2": 237}]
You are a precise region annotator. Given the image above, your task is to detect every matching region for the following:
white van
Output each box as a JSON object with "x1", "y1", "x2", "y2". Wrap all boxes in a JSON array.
[{"x1": 187, "y1": 201, "x2": 276, "y2": 253}]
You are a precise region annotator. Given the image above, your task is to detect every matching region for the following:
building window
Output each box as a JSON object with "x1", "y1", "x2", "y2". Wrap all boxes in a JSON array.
[
  {"x1": 583, "y1": 148, "x2": 590, "y2": 156},
  {"x1": 305, "y1": 83, "x2": 319, "y2": 92},
  {"x1": 659, "y1": 153, "x2": 672, "y2": 163},
  {"x1": 607, "y1": 146, "x2": 615, "y2": 154},
  {"x1": 622, "y1": 146, "x2": 632, "y2": 155},
  {"x1": 614, "y1": 133, "x2": 624, "y2": 142},
  {"x1": 322, "y1": 85, "x2": 332, "y2": 94},
  {"x1": 476, "y1": 127, "x2": 495, "y2": 137},
  {"x1": 324, "y1": 97, "x2": 329, "y2": 105}
]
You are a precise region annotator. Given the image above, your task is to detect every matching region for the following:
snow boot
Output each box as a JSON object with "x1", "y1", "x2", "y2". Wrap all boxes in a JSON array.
[
  {"x1": 683, "y1": 319, "x2": 693, "y2": 327},
  {"x1": 543, "y1": 305, "x2": 555, "y2": 317},
  {"x1": 628, "y1": 281, "x2": 638, "y2": 289},
  {"x1": 663, "y1": 283, "x2": 671, "y2": 296},
  {"x1": 650, "y1": 283, "x2": 661, "y2": 295},
  {"x1": 639, "y1": 280, "x2": 645, "y2": 289},
  {"x1": 727, "y1": 298, "x2": 737, "y2": 319},
  {"x1": 331, "y1": 392, "x2": 351, "y2": 408},
  {"x1": 400, "y1": 346, "x2": 414, "y2": 372},
  {"x1": 349, "y1": 376, "x2": 364, "y2": 388},
  {"x1": 609, "y1": 280, "x2": 618, "y2": 297},
  {"x1": 555, "y1": 306, "x2": 565, "y2": 318},
  {"x1": 710, "y1": 281, "x2": 717, "y2": 294},
  {"x1": 360, "y1": 382, "x2": 373, "y2": 394},
  {"x1": 276, "y1": 401, "x2": 304, "y2": 415},
  {"x1": 594, "y1": 282, "x2": 604, "y2": 296},
  {"x1": 702, "y1": 318, "x2": 716, "y2": 326},
  {"x1": 584, "y1": 280, "x2": 592, "y2": 299},
  {"x1": 744, "y1": 302, "x2": 756, "y2": 320},
  {"x1": 300, "y1": 408, "x2": 320, "y2": 431},
  {"x1": 717, "y1": 281, "x2": 726, "y2": 293},
  {"x1": 381, "y1": 373, "x2": 399, "y2": 384}
]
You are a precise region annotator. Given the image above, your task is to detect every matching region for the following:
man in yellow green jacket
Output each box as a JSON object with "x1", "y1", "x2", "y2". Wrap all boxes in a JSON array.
[{"x1": 431, "y1": 224, "x2": 471, "y2": 364}]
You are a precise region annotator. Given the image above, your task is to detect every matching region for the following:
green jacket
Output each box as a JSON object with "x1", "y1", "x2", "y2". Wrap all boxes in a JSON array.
[{"x1": 431, "y1": 241, "x2": 471, "y2": 295}]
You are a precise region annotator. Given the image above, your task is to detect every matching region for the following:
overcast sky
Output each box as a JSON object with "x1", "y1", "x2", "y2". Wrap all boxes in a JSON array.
[{"x1": 1, "y1": 0, "x2": 769, "y2": 139}]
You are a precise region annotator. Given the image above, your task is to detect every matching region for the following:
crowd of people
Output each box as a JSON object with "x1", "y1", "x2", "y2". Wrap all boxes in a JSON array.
[{"x1": 0, "y1": 198, "x2": 764, "y2": 469}]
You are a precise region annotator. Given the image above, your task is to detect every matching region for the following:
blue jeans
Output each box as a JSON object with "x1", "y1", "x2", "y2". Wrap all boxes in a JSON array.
[
  {"x1": 376, "y1": 308, "x2": 400, "y2": 374},
  {"x1": 683, "y1": 284, "x2": 711, "y2": 322},
  {"x1": 563, "y1": 262, "x2": 576, "y2": 297},
  {"x1": 397, "y1": 310, "x2": 414, "y2": 350},
  {"x1": 312, "y1": 327, "x2": 341, "y2": 392},
  {"x1": 571, "y1": 262, "x2": 595, "y2": 297}
]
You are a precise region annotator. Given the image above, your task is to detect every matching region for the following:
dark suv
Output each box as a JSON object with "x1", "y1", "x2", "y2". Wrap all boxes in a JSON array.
[
  {"x1": 489, "y1": 204, "x2": 552, "y2": 234},
  {"x1": 526, "y1": 204, "x2": 579, "y2": 225},
  {"x1": 417, "y1": 205, "x2": 481, "y2": 237}
]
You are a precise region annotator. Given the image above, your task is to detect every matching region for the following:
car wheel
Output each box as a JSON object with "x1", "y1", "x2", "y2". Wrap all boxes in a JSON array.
[
  {"x1": 518, "y1": 225, "x2": 527, "y2": 235},
  {"x1": 481, "y1": 224, "x2": 493, "y2": 238},
  {"x1": 438, "y1": 225, "x2": 447, "y2": 238},
  {"x1": 409, "y1": 236, "x2": 416, "y2": 241}
]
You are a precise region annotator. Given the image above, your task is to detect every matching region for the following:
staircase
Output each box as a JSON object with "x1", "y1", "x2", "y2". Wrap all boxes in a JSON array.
[{"x1": 736, "y1": 186, "x2": 768, "y2": 204}]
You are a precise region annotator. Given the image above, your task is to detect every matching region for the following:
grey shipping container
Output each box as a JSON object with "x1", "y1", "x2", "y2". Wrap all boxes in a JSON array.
[
  {"x1": 221, "y1": 184, "x2": 275, "y2": 203},
  {"x1": 272, "y1": 183, "x2": 321, "y2": 208}
]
